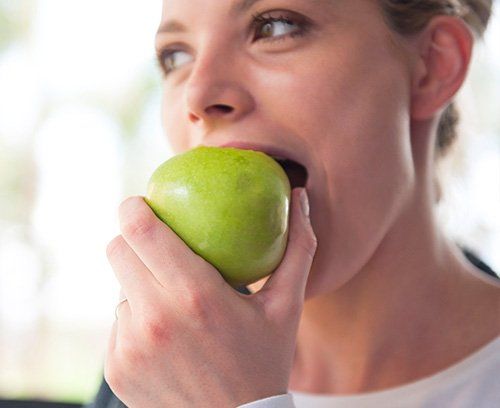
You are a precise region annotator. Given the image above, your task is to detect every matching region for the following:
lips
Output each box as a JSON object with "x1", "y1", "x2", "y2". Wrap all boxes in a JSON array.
[{"x1": 219, "y1": 142, "x2": 308, "y2": 189}]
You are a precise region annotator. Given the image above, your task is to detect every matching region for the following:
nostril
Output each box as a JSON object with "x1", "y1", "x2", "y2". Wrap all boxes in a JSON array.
[
  {"x1": 188, "y1": 112, "x2": 200, "y2": 122},
  {"x1": 206, "y1": 104, "x2": 234, "y2": 115}
]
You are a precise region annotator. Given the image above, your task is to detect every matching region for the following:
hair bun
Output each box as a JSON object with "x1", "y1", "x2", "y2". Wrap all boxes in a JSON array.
[{"x1": 462, "y1": 0, "x2": 493, "y2": 37}]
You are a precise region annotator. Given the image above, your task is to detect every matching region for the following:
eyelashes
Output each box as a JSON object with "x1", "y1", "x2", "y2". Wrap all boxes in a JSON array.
[
  {"x1": 250, "y1": 12, "x2": 309, "y2": 43},
  {"x1": 157, "y1": 46, "x2": 193, "y2": 77},
  {"x1": 156, "y1": 11, "x2": 311, "y2": 77}
]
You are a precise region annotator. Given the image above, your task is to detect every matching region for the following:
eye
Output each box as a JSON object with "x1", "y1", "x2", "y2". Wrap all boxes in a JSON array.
[
  {"x1": 252, "y1": 12, "x2": 309, "y2": 42},
  {"x1": 157, "y1": 48, "x2": 193, "y2": 76}
]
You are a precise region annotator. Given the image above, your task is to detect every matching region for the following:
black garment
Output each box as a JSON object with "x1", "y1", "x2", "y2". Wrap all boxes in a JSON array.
[
  {"x1": 86, "y1": 248, "x2": 498, "y2": 408},
  {"x1": 460, "y1": 246, "x2": 498, "y2": 279},
  {"x1": 0, "y1": 402, "x2": 80, "y2": 408}
]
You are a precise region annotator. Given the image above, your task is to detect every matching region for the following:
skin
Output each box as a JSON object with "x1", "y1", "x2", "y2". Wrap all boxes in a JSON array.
[{"x1": 105, "y1": 0, "x2": 500, "y2": 405}]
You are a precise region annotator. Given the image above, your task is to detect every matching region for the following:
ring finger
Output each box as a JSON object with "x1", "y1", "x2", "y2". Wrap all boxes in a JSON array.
[{"x1": 107, "y1": 297, "x2": 131, "y2": 352}]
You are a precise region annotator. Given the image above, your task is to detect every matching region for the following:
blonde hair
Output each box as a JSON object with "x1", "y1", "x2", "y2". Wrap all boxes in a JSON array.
[{"x1": 379, "y1": 0, "x2": 493, "y2": 158}]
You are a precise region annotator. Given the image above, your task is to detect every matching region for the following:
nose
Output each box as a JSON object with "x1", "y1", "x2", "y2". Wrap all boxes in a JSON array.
[{"x1": 184, "y1": 54, "x2": 255, "y2": 129}]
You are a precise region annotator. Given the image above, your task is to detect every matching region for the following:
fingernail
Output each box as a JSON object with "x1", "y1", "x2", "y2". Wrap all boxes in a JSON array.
[{"x1": 300, "y1": 189, "x2": 310, "y2": 218}]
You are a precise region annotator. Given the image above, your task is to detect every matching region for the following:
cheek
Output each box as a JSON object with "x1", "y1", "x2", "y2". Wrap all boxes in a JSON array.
[
  {"x1": 264, "y1": 38, "x2": 415, "y2": 295},
  {"x1": 254, "y1": 35, "x2": 411, "y2": 154},
  {"x1": 319, "y1": 38, "x2": 414, "y2": 195}
]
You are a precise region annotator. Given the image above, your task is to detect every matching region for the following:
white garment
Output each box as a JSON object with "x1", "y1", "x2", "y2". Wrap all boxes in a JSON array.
[{"x1": 239, "y1": 336, "x2": 500, "y2": 408}]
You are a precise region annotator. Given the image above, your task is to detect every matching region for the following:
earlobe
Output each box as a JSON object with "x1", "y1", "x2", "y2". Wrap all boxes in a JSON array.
[{"x1": 410, "y1": 16, "x2": 473, "y2": 121}]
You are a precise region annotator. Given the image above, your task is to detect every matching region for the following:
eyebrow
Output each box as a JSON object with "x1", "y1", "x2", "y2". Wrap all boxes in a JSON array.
[
  {"x1": 157, "y1": 19, "x2": 188, "y2": 35},
  {"x1": 231, "y1": 0, "x2": 265, "y2": 14},
  {"x1": 156, "y1": 0, "x2": 331, "y2": 35},
  {"x1": 157, "y1": 0, "x2": 263, "y2": 35}
]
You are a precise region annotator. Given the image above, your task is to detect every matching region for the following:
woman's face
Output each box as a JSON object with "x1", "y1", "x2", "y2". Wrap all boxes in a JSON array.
[{"x1": 156, "y1": 0, "x2": 418, "y2": 297}]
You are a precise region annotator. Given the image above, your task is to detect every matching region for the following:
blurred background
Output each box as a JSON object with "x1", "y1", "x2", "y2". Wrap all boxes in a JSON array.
[{"x1": 0, "y1": 0, "x2": 499, "y2": 405}]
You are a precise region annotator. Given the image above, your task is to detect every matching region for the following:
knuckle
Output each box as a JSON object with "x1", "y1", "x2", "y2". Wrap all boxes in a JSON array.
[
  {"x1": 181, "y1": 288, "x2": 211, "y2": 322},
  {"x1": 106, "y1": 235, "x2": 125, "y2": 261},
  {"x1": 305, "y1": 234, "x2": 318, "y2": 256},
  {"x1": 289, "y1": 234, "x2": 317, "y2": 261},
  {"x1": 121, "y1": 212, "x2": 155, "y2": 239},
  {"x1": 141, "y1": 315, "x2": 173, "y2": 348}
]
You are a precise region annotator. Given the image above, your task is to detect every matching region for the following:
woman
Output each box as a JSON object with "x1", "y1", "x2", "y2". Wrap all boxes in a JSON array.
[{"x1": 90, "y1": 0, "x2": 500, "y2": 406}]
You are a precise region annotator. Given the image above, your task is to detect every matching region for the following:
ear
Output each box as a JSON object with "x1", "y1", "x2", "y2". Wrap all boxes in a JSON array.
[{"x1": 410, "y1": 16, "x2": 473, "y2": 120}]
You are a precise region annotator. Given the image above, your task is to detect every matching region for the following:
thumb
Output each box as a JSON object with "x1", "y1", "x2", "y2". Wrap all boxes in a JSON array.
[{"x1": 258, "y1": 187, "x2": 317, "y2": 317}]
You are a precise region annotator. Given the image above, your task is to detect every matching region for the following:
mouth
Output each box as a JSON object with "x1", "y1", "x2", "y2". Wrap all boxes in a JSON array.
[{"x1": 270, "y1": 155, "x2": 308, "y2": 189}]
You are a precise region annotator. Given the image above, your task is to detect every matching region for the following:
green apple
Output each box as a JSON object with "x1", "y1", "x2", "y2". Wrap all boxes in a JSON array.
[{"x1": 145, "y1": 146, "x2": 291, "y2": 287}]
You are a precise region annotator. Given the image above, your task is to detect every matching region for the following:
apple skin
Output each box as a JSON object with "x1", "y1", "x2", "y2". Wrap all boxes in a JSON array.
[{"x1": 145, "y1": 146, "x2": 291, "y2": 288}]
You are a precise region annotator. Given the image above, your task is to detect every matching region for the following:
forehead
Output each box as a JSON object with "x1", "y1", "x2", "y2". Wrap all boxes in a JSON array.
[
  {"x1": 161, "y1": 0, "x2": 354, "y2": 18},
  {"x1": 160, "y1": 0, "x2": 380, "y2": 29}
]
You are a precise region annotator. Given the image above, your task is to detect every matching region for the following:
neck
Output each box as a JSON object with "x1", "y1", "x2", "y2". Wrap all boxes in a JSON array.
[{"x1": 290, "y1": 195, "x2": 500, "y2": 394}]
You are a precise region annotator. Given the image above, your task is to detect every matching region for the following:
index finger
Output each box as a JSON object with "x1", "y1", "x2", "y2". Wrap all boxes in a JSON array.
[{"x1": 118, "y1": 196, "x2": 217, "y2": 287}]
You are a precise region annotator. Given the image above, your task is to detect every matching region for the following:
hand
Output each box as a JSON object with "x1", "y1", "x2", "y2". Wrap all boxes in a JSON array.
[{"x1": 104, "y1": 188, "x2": 317, "y2": 408}]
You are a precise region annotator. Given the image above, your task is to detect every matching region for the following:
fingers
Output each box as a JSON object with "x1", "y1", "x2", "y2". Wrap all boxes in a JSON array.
[
  {"x1": 105, "y1": 299, "x2": 133, "y2": 389},
  {"x1": 258, "y1": 188, "x2": 317, "y2": 318},
  {"x1": 118, "y1": 196, "x2": 217, "y2": 287},
  {"x1": 106, "y1": 234, "x2": 161, "y2": 312}
]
